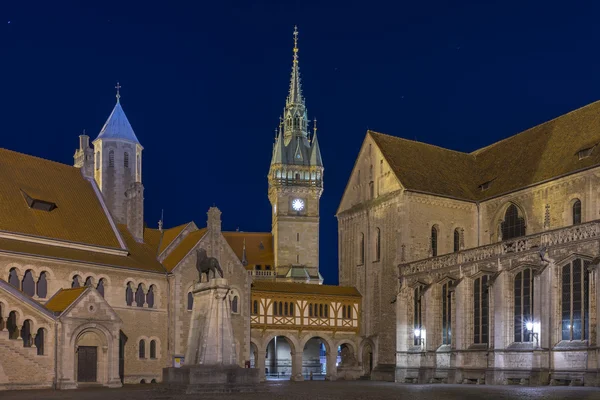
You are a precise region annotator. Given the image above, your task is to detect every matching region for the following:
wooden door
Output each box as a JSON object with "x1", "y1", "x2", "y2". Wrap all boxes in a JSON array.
[{"x1": 77, "y1": 346, "x2": 97, "y2": 382}]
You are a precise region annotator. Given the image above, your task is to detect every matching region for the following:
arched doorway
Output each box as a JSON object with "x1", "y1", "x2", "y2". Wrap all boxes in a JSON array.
[
  {"x1": 361, "y1": 343, "x2": 373, "y2": 377},
  {"x1": 250, "y1": 342, "x2": 258, "y2": 368},
  {"x1": 302, "y1": 337, "x2": 328, "y2": 380},
  {"x1": 265, "y1": 336, "x2": 293, "y2": 380},
  {"x1": 75, "y1": 329, "x2": 108, "y2": 384}
]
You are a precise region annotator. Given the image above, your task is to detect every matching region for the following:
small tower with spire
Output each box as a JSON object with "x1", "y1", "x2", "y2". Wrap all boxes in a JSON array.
[
  {"x1": 268, "y1": 27, "x2": 324, "y2": 284},
  {"x1": 91, "y1": 83, "x2": 145, "y2": 236}
]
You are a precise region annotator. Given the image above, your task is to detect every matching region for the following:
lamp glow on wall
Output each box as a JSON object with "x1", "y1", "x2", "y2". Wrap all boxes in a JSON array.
[
  {"x1": 414, "y1": 327, "x2": 425, "y2": 346},
  {"x1": 526, "y1": 320, "x2": 540, "y2": 346}
]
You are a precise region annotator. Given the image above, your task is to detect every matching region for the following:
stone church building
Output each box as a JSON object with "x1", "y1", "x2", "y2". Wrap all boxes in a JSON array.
[
  {"x1": 337, "y1": 102, "x2": 600, "y2": 385},
  {"x1": 0, "y1": 28, "x2": 361, "y2": 390}
]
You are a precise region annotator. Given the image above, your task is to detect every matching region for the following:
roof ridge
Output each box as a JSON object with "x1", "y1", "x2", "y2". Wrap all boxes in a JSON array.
[
  {"x1": 368, "y1": 130, "x2": 473, "y2": 157},
  {"x1": 471, "y1": 99, "x2": 600, "y2": 156},
  {"x1": 0, "y1": 147, "x2": 78, "y2": 171}
]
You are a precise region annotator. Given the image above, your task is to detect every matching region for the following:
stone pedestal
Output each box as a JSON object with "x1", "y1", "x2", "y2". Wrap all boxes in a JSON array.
[{"x1": 164, "y1": 278, "x2": 260, "y2": 393}]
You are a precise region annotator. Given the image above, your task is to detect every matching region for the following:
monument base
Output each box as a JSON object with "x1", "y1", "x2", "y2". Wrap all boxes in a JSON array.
[{"x1": 163, "y1": 365, "x2": 262, "y2": 394}]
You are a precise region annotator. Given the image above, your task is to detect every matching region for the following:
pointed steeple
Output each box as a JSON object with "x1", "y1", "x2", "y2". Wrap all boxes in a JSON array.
[
  {"x1": 95, "y1": 84, "x2": 142, "y2": 145},
  {"x1": 282, "y1": 26, "x2": 308, "y2": 142},
  {"x1": 242, "y1": 238, "x2": 248, "y2": 267},
  {"x1": 310, "y1": 118, "x2": 323, "y2": 167},
  {"x1": 286, "y1": 26, "x2": 303, "y2": 106}
]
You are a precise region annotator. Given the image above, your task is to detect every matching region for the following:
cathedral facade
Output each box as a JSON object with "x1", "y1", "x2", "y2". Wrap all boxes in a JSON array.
[
  {"x1": 0, "y1": 28, "x2": 361, "y2": 390},
  {"x1": 337, "y1": 102, "x2": 600, "y2": 385}
]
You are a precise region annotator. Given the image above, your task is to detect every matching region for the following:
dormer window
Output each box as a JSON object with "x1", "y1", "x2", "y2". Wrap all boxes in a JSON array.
[
  {"x1": 21, "y1": 190, "x2": 57, "y2": 212},
  {"x1": 478, "y1": 179, "x2": 494, "y2": 191},
  {"x1": 577, "y1": 145, "x2": 595, "y2": 160}
]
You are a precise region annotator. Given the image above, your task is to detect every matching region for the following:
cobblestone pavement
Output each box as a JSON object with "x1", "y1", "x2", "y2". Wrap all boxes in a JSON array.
[{"x1": 3, "y1": 381, "x2": 600, "y2": 400}]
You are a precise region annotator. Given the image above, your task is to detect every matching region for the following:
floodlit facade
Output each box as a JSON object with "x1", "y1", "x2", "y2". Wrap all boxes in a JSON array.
[
  {"x1": 0, "y1": 28, "x2": 361, "y2": 390},
  {"x1": 337, "y1": 102, "x2": 600, "y2": 385}
]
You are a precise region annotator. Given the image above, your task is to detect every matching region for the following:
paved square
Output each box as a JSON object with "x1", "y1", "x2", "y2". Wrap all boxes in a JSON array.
[{"x1": 2, "y1": 382, "x2": 600, "y2": 400}]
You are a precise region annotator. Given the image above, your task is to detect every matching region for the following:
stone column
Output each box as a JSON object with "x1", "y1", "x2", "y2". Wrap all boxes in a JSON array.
[
  {"x1": 255, "y1": 347, "x2": 266, "y2": 382},
  {"x1": 325, "y1": 350, "x2": 337, "y2": 381},
  {"x1": 452, "y1": 279, "x2": 467, "y2": 384},
  {"x1": 290, "y1": 351, "x2": 304, "y2": 381},
  {"x1": 489, "y1": 272, "x2": 506, "y2": 385}
]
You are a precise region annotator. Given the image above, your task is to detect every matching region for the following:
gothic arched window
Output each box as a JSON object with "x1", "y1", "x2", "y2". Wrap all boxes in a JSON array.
[
  {"x1": 96, "y1": 279, "x2": 105, "y2": 297},
  {"x1": 35, "y1": 328, "x2": 44, "y2": 355},
  {"x1": 431, "y1": 226, "x2": 438, "y2": 257},
  {"x1": 573, "y1": 200, "x2": 582, "y2": 225},
  {"x1": 289, "y1": 302, "x2": 294, "y2": 316},
  {"x1": 124, "y1": 152, "x2": 129, "y2": 168},
  {"x1": 108, "y1": 150, "x2": 114, "y2": 167},
  {"x1": 37, "y1": 272, "x2": 48, "y2": 298},
  {"x1": 139, "y1": 339, "x2": 146, "y2": 359},
  {"x1": 474, "y1": 275, "x2": 489, "y2": 344},
  {"x1": 135, "y1": 284, "x2": 145, "y2": 307},
  {"x1": 442, "y1": 281, "x2": 453, "y2": 345},
  {"x1": 150, "y1": 340, "x2": 157, "y2": 359},
  {"x1": 71, "y1": 275, "x2": 81, "y2": 288},
  {"x1": 453, "y1": 229, "x2": 460, "y2": 253},
  {"x1": 84, "y1": 277, "x2": 93, "y2": 287},
  {"x1": 562, "y1": 259, "x2": 590, "y2": 340},
  {"x1": 252, "y1": 300, "x2": 258, "y2": 315},
  {"x1": 501, "y1": 204, "x2": 526, "y2": 240},
  {"x1": 126, "y1": 283, "x2": 134, "y2": 306},
  {"x1": 8, "y1": 268, "x2": 19, "y2": 288},
  {"x1": 413, "y1": 286, "x2": 423, "y2": 345},
  {"x1": 22, "y1": 270, "x2": 35, "y2": 297},
  {"x1": 514, "y1": 268, "x2": 533, "y2": 342},
  {"x1": 231, "y1": 296, "x2": 239, "y2": 314},
  {"x1": 187, "y1": 292, "x2": 193, "y2": 310},
  {"x1": 146, "y1": 286, "x2": 155, "y2": 308}
]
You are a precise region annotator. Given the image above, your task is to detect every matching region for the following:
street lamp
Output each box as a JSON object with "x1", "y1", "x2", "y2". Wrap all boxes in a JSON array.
[
  {"x1": 414, "y1": 327, "x2": 425, "y2": 345},
  {"x1": 526, "y1": 321, "x2": 539, "y2": 346}
]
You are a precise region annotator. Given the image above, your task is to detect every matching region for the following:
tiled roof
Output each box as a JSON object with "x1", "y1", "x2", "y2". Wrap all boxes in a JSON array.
[
  {"x1": 158, "y1": 223, "x2": 190, "y2": 255},
  {"x1": 251, "y1": 281, "x2": 361, "y2": 297},
  {"x1": 162, "y1": 228, "x2": 207, "y2": 272},
  {"x1": 222, "y1": 231, "x2": 273, "y2": 267},
  {"x1": 0, "y1": 148, "x2": 122, "y2": 248},
  {"x1": 44, "y1": 287, "x2": 87, "y2": 313},
  {"x1": 369, "y1": 99, "x2": 600, "y2": 201},
  {"x1": 143, "y1": 223, "x2": 190, "y2": 256},
  {"x1": 0, "y1": 226, "x2": 166, "y2": 273}
]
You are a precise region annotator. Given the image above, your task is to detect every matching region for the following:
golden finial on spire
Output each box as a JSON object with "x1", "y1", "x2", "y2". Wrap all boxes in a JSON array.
[
  {"x1": 115, "y1": 82, "x2": 121, "y2": 102},
  {"x1": 313, "y1": 117, "x2": 317, "y2": 134}
]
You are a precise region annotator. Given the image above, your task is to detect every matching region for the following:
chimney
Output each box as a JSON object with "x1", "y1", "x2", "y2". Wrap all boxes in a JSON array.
[
  {"x1": 74, "y1": 133, "x2": 94, "y2": 179},
  {"x1": 125, "y1": 182, "x2": 144, "y2": 242}
]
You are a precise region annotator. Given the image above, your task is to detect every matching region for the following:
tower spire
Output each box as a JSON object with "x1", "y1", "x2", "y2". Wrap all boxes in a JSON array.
[{"x1": 286, "y1": 26, "x2": 303, "y2": 106}]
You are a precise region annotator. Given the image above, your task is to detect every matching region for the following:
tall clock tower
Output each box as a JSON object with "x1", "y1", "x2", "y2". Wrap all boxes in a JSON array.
[{"x1": 268, "y1": 26, "x2": 324, "y2": 284}]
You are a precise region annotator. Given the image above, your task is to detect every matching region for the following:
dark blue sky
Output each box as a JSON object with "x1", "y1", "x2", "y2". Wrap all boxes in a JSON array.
[{"x1": 3, "y1": 1, "x2": 600, "y2": 284}]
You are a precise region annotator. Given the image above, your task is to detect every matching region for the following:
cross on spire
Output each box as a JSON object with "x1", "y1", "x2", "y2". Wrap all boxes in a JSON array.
[{"x1": 115, "y1": 82, "x2": 121, "y2": 102}]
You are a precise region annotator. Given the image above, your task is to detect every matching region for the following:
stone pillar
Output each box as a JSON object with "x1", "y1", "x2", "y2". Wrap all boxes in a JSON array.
[
  {"x1": 207, "y1": 207, "x2": 222, "y2": 261},
  {"x1": 290, "y1": 351, "x2": 304, "y2": 381},
  {"x1": 452, "y1": 279, "x2": 467, "y2": 384},
  {"x1": 489, "y1": 272, "x2": 507, "y2": 385},
  {"x1": 325, "y1": 350, "x2": 337, "y2": 381},
  {"x1": 255, "y1": 347, "x2": 266, "y2": 382}
]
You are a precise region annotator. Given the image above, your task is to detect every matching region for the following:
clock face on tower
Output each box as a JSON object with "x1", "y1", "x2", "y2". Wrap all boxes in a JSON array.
[{"x1": 291, "y1": 198, "x2": 305, "y2": 212}]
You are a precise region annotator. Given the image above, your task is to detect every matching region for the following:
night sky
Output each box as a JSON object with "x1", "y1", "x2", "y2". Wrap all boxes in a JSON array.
[{"x1": 3, "y1": 1, "x2": 600, "y2": 285}]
